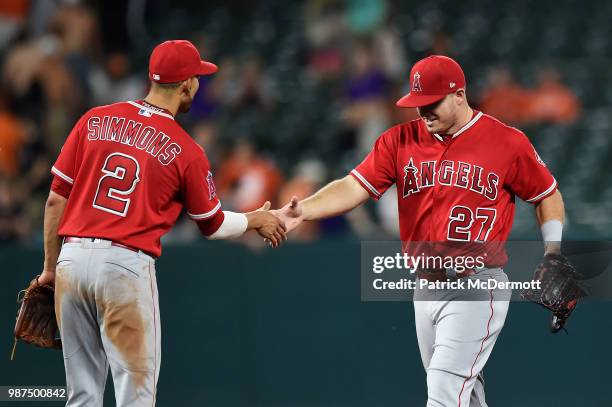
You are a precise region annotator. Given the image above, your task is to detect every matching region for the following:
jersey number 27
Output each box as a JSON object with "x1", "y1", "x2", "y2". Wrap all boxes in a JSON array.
[
  {"x1": 93, "y1": 153, "x2": 141, "y2": 217},
  {"x1": 447, "y1": 206, "x2": 496, "y2": 242}
]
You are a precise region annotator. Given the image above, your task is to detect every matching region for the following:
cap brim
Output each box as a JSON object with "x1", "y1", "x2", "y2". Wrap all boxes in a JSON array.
[
  {"x1": 198, "y1": 60, "x2": 218, "y2": 75},
  {"x1": 396, "y1": 93, "x2": 446, "y2": 108}
]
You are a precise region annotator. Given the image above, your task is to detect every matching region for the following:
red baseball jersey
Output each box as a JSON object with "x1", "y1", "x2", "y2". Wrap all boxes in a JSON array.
[
  {"x1": 351, "y1": 111, "x2": 557, "y2": 265},
  {"x1": 50, "y1": 100, "x2": 223, "y2": 257}
]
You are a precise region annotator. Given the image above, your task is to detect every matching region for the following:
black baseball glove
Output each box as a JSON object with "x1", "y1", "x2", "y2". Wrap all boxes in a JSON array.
[{"x1": 521, "y1": 253, "x2": 587, "y2": 333}]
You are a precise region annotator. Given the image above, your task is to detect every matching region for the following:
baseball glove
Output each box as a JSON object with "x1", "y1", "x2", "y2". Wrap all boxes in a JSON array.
[
  {"x1": 521, "y1": 253, "x2": 587, "y2": 333},
  {"x1": 11, "y1": 277, "x2": 62, "y2": 359}
]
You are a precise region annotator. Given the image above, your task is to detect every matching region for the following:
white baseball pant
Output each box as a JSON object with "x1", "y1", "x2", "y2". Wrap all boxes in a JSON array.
[
  {"x1": 55, "y1": 238, "x2": 161, "y2": 407},
  {"x1": 414, "y1": 268, "x2": 510, "y2": 407}
]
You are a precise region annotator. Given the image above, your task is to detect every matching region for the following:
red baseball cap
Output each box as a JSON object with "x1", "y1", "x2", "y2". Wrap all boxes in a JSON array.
[
  {"x1": 149, "y1": 40, "x2": 218, "y2": 83},
  {"x1": 396, "y1": 55, "x2": 466, "y2": 108}
]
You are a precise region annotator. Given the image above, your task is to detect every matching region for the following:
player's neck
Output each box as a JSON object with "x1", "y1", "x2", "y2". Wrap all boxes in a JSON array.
[
  {"x1": 143, "y1": 92, "x2": 179, "y2": 117},
  {"x1": 445, "y1": 106, "x2": 474, "y2": 136}
]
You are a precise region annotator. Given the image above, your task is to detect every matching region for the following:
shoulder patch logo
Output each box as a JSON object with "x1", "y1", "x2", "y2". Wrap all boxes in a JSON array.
[
  {"x1": 533, "y1": 145, "x2": 546, "y2": 167},
  {"x1": 206, "y1": 171, "x2": 217, "y2": 200},
  {"x1": 412, "y1": 72, "x2": 422, "y2": 92}
]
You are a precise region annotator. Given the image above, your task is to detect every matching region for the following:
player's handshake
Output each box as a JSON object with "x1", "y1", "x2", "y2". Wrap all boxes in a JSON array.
[
  {"x1": 246, "y1": 201, "x2": 288, "y2": 248},
  {"x1": 271, "y1": 197, "x2": 305, "y2": 233}
]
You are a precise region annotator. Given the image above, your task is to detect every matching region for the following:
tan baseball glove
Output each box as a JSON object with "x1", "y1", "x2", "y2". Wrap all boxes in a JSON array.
[{"x1": 11, "y1": 277, "x2": 62, "y2": 359}]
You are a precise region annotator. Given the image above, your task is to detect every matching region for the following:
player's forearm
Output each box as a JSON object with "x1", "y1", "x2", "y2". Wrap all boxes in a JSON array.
[
  {"x1": 301, "y1": 176, "x2": 369, "y2": 221},
  {"x1": 536, "y1": 189, "x2": 564, "y2": 224},
  {"x1": 43, "y1": 191, "x2": 67, "y2": 273},
  {"x1": 535, "y1": 189, "x2": 564, "y2": 254}
]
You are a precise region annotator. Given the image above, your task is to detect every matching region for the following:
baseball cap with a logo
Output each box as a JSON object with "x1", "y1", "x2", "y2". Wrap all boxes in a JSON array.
[
  {"x1": 149, "y1": 40, "x2": 218, "y2": 84},
  {"x1": 396, "y1": 55, "x2": 466, "y2": 108}
]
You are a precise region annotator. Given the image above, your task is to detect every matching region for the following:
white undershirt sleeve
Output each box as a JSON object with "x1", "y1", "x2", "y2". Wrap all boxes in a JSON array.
[{"x1": 207, "y1": 211, "x2": 248, "y2": 240}]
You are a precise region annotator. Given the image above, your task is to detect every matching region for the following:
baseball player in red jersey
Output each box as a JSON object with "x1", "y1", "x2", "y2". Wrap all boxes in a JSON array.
[
  {"x1": 36, "y1": 40, "x2": 286, "y2": 406},
  {"x1": 274, "y1": 55, "x2": 565, "y2": 406}
]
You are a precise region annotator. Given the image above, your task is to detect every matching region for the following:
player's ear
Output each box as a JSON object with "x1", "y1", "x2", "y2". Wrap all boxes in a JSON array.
[
  {"x1": 455, "y1": 88, "x2": 467, "y2": 105},
  {"x1": 190, "y1": 76, "x2": 199, "y2": 93},
  {"x1": 184, "y1": 77, "x2": 198, "y2": 95},
  {"x1": 180, "y1": 79, "x2": 190, "y2": 95}
]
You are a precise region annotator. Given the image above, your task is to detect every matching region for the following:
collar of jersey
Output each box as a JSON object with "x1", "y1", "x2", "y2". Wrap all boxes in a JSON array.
[
  {"x1": 128, "y1": 100, "x2": 175, "y2": 120},
  {"x1": 432, "y1": 110, "x2": 483, "y2": 142}
]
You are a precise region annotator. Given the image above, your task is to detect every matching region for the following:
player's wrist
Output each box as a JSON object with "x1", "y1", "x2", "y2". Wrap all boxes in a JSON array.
[
  {"x1": 207, "y1": 211, "x2": 248, "y2": 239},
  {"x1": 541, "y1": 219, "x2": 563, "y2": 255},
  {"x1": 543, "y1": 243, "x2": 562, "y2": 256},
  {"x1": 298, "y1": 200, "x2": 313, "y2": 221},
  {"x1": 42, "y1": 265, "x2": 56, "y2": 274},
  {"x1": 245, "y1": 211, "x2": 264, "y2": 230}
]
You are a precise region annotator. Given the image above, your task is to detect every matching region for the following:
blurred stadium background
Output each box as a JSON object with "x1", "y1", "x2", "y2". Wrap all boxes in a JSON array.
[
  {"x1": 1, "y1": 0, "x2": 610, "y2": 245},
  {"x1": 1, "y1": 1, "x2": 612, "y2": 406}
]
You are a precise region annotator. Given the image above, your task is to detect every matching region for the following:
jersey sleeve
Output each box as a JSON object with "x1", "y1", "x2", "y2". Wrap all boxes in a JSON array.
[
  {"x1": 50, "y1": 176, "x2": 72, "y2": 199},
  {"x1": 181, "y1": 152, "x2": 222, "y2": 221},
  {"x1": 505, "y1": 132, "x2": 557, "y2": 203},
  {"x1": 50, "y1": 113, "x2": 88, "y2": 190},
  {"x1": 350, "y1": 128, "x2": 398, "y2": 200}
]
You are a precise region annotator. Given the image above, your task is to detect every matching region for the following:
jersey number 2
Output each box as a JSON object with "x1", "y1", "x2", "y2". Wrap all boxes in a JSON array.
[
  {"x1": 447, "y1": 206, "x2": 496, "y2": 242},
  {"x1": 93, "y1": 153, "x2": 140, "y2": 217}
]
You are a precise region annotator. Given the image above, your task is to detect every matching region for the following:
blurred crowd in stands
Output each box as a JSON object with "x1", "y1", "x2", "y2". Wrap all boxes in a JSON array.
[
  {"x1": 0, "y1": 0, "x2": 584, "y2": 246},
  {"x1": 480, "y1": 66, "x2": 580, "y2": 126}
]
